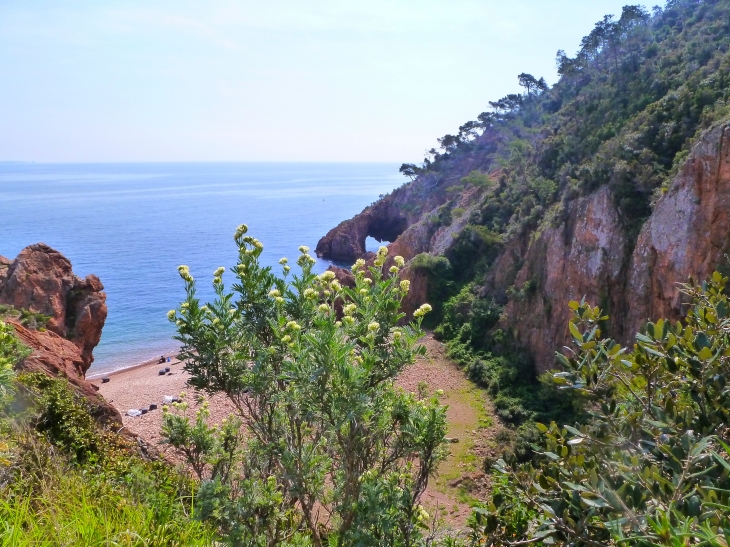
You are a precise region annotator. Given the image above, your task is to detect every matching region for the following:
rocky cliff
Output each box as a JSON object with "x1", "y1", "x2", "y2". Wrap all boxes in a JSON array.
[
  {"x1": 0, "y1": 244, "x2": 119, "y2": 424},
  {"x1": 318, "y1": 121, "x2": 730, "y2": 373}
]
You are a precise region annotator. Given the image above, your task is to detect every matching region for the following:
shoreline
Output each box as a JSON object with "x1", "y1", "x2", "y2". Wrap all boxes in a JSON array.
[
  {"x1": 91, "y1": 350, "x2": 238, "y2": 452},
  {"x1": 87, "y1": 350, "x2": 180, "y2": 380}
]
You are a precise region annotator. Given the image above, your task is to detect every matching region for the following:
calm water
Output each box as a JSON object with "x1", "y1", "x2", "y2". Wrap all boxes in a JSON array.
[{"x1": 0, "y1": 163, "x2": 400, "y2": 375}]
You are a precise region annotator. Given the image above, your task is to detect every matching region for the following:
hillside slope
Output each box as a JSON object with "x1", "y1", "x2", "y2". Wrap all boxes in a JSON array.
[{"x1": 318, "y1": 0, "x2": 730, "y2": 375}]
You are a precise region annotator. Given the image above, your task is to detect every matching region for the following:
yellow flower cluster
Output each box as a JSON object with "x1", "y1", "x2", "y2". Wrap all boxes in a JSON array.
[
  {"x1": 400, "y1": 280, "x2": 410, "y2": 293},
  {"x1": 319, "y1": 271, "x2": 336, "y2": 282},
  {"x1": 285, "y1": 320, "x2": 301, "y2": 331},
  {"x1": 234, "y1": 224, "x2": 248, "y2": 240},
  {"x1": 242, "y1": 236, "x2": 264, "y2": 250},
  {"x1": 373, "y1": 247, "x2": 389, "y2": 268},
  {"x1": 177, "y1": 265, "x2": 193, "y2": 283},
  {"x1": 343, "y1": 303, "x2": 357, "y2": 315},
  {"x1": 413, "y1": 303, "x2": 432, "y2": 318}
]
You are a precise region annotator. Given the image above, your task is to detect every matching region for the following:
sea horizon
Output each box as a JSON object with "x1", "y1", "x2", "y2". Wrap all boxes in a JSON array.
[{"x1": 0, "y1": 161, "x2": 402, "y2": 375}]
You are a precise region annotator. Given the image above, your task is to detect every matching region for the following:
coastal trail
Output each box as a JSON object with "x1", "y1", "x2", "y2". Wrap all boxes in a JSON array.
[{"x1": 396, "y1": 334, "x2": 502, "y2": 530}]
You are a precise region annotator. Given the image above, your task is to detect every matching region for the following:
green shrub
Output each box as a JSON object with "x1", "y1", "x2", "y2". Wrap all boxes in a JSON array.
[
  {"x1": 16, "y1": 373, "x2": 100, "y2": 463},
  {"x1": 0, "y1": 320, "x2": 28, "y2": 403},
  {"x1": 163, "y1": 227, "x2": 447, "y2": 546},
  {"x1": 474, "y1": 273, "x2": 730, "y2": 546},
  {"x1": 0, "y1": 305, "x2": 51, "y2": 330}
]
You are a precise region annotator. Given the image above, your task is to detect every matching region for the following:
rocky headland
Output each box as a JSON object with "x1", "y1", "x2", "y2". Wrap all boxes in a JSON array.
[
  {"x1": 317, "y1": 121, "x2": 730, "y2": 372},
  {"x1": 0, "y1": 243, "x2": 119, "y2": 424}
]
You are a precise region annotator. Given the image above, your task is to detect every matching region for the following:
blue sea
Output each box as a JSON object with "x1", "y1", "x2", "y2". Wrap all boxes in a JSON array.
[{"x1": 0, "y1": 163, "x2": 401, "y2": 375}]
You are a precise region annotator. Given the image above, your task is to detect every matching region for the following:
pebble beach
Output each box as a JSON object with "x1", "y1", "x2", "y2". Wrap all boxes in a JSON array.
[{"x1": 90, "y1": 355, "x2": 238, "y2": 453}]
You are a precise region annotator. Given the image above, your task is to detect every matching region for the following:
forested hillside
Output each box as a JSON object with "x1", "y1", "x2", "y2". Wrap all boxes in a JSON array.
[{"x1": 318, "y1": 0, "x2": 730, "y2": 455}]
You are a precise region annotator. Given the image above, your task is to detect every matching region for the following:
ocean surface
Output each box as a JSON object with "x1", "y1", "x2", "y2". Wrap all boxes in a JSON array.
[{"x1": 0, "y1": 162, "x2": 401, "y2": 375}]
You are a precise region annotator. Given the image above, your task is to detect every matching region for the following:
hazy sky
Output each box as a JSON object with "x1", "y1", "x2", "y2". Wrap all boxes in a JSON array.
[{"x1": 1, "y1": 1, "x2": 633, "y2": 163}]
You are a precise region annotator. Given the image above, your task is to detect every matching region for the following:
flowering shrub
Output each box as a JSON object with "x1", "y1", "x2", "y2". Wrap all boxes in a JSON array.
[{"x1": 164, "y1": 226, "x2": 447, "y2": 547}]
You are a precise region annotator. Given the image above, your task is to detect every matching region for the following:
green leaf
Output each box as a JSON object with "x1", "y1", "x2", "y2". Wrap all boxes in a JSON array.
[
  {"x1": 580, "y1": 494, "x2": 610, "y2": 508},
  {"x1": 698, "y1": 346, "x2": 713, "y2": 361},
  {"x1": 567, "y1": 437, "x2": 584, "y2": 445},
  {"x1": 569, "y1": 321, "x2": 582, "y2": 341}
]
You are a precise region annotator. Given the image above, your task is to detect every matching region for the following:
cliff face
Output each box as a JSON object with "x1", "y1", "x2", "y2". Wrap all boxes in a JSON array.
[
  {"x1": 627, "y1": 123, "x2": 730, "y2": 333},
  {"x1": 498, "y1": 185, "x2": 628, "y2": 371},
  {"x1": 506, "y1": 122, "x2": 730, "y2": 371},
  {"x1": 0, "y1": 244, "x2": 119, "y2": 424}
]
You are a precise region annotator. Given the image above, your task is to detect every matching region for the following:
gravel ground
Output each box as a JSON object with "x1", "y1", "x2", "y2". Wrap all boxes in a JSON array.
[{"x1": 92, "y1": 357, "x2": 238, "y2": 454}]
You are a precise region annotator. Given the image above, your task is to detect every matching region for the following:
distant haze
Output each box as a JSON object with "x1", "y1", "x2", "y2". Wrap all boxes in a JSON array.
[{"x1": 1, "y1": 0, "x2": 631, "y2": 163}]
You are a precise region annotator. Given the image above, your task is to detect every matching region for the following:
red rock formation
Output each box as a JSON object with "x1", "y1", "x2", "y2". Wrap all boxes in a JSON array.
[
  {"x1": 499, "y1": 186, "x2": 626, "y2": 372},
  {"x1": 498, "y1": 122, "x2": 730, "y2": 372},
  {"x1": 627, "y1": 123, "x2": 730, "y2": 334},
  {"x1": 0, "y1": 243, "x2": 107, "y2": 371},
  {"x1": 1, "y1": 244, "x2": 119, "y2": 425},
  {"x1": 318, "y1": 122, "x2": 730, "y2": 375}
]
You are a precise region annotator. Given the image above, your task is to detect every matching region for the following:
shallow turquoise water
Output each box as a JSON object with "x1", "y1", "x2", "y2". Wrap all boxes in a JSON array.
[{"x1": 0, "y1": 162, "x2": 400, "y2": 374}]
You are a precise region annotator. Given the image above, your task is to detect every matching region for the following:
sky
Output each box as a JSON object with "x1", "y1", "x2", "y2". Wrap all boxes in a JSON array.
[{"x1": 0, "y1": 0, "x2": 635, "y2": 163}]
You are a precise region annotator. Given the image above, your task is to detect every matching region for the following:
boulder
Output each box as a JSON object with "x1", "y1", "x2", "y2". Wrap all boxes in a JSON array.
[{"x1": 0, "y1": 243, "x2": 107, "y2": 371}]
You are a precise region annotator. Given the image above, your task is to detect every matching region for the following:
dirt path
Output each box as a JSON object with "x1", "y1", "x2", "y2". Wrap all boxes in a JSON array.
[{"x1": 396, "y1": 334, "x2": 502, "y2": 529}]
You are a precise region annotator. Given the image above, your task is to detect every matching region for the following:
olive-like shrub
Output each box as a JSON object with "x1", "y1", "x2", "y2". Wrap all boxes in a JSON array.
[
  {"x1": 163, "y1": 225, "x2": 447, "y2": 547},
  {"x1": 0, "y1": 319, "x2": 28, "y2": 403},
  {"x1": 474, "y1": 273, "x2": 730, "y2": 546}
]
